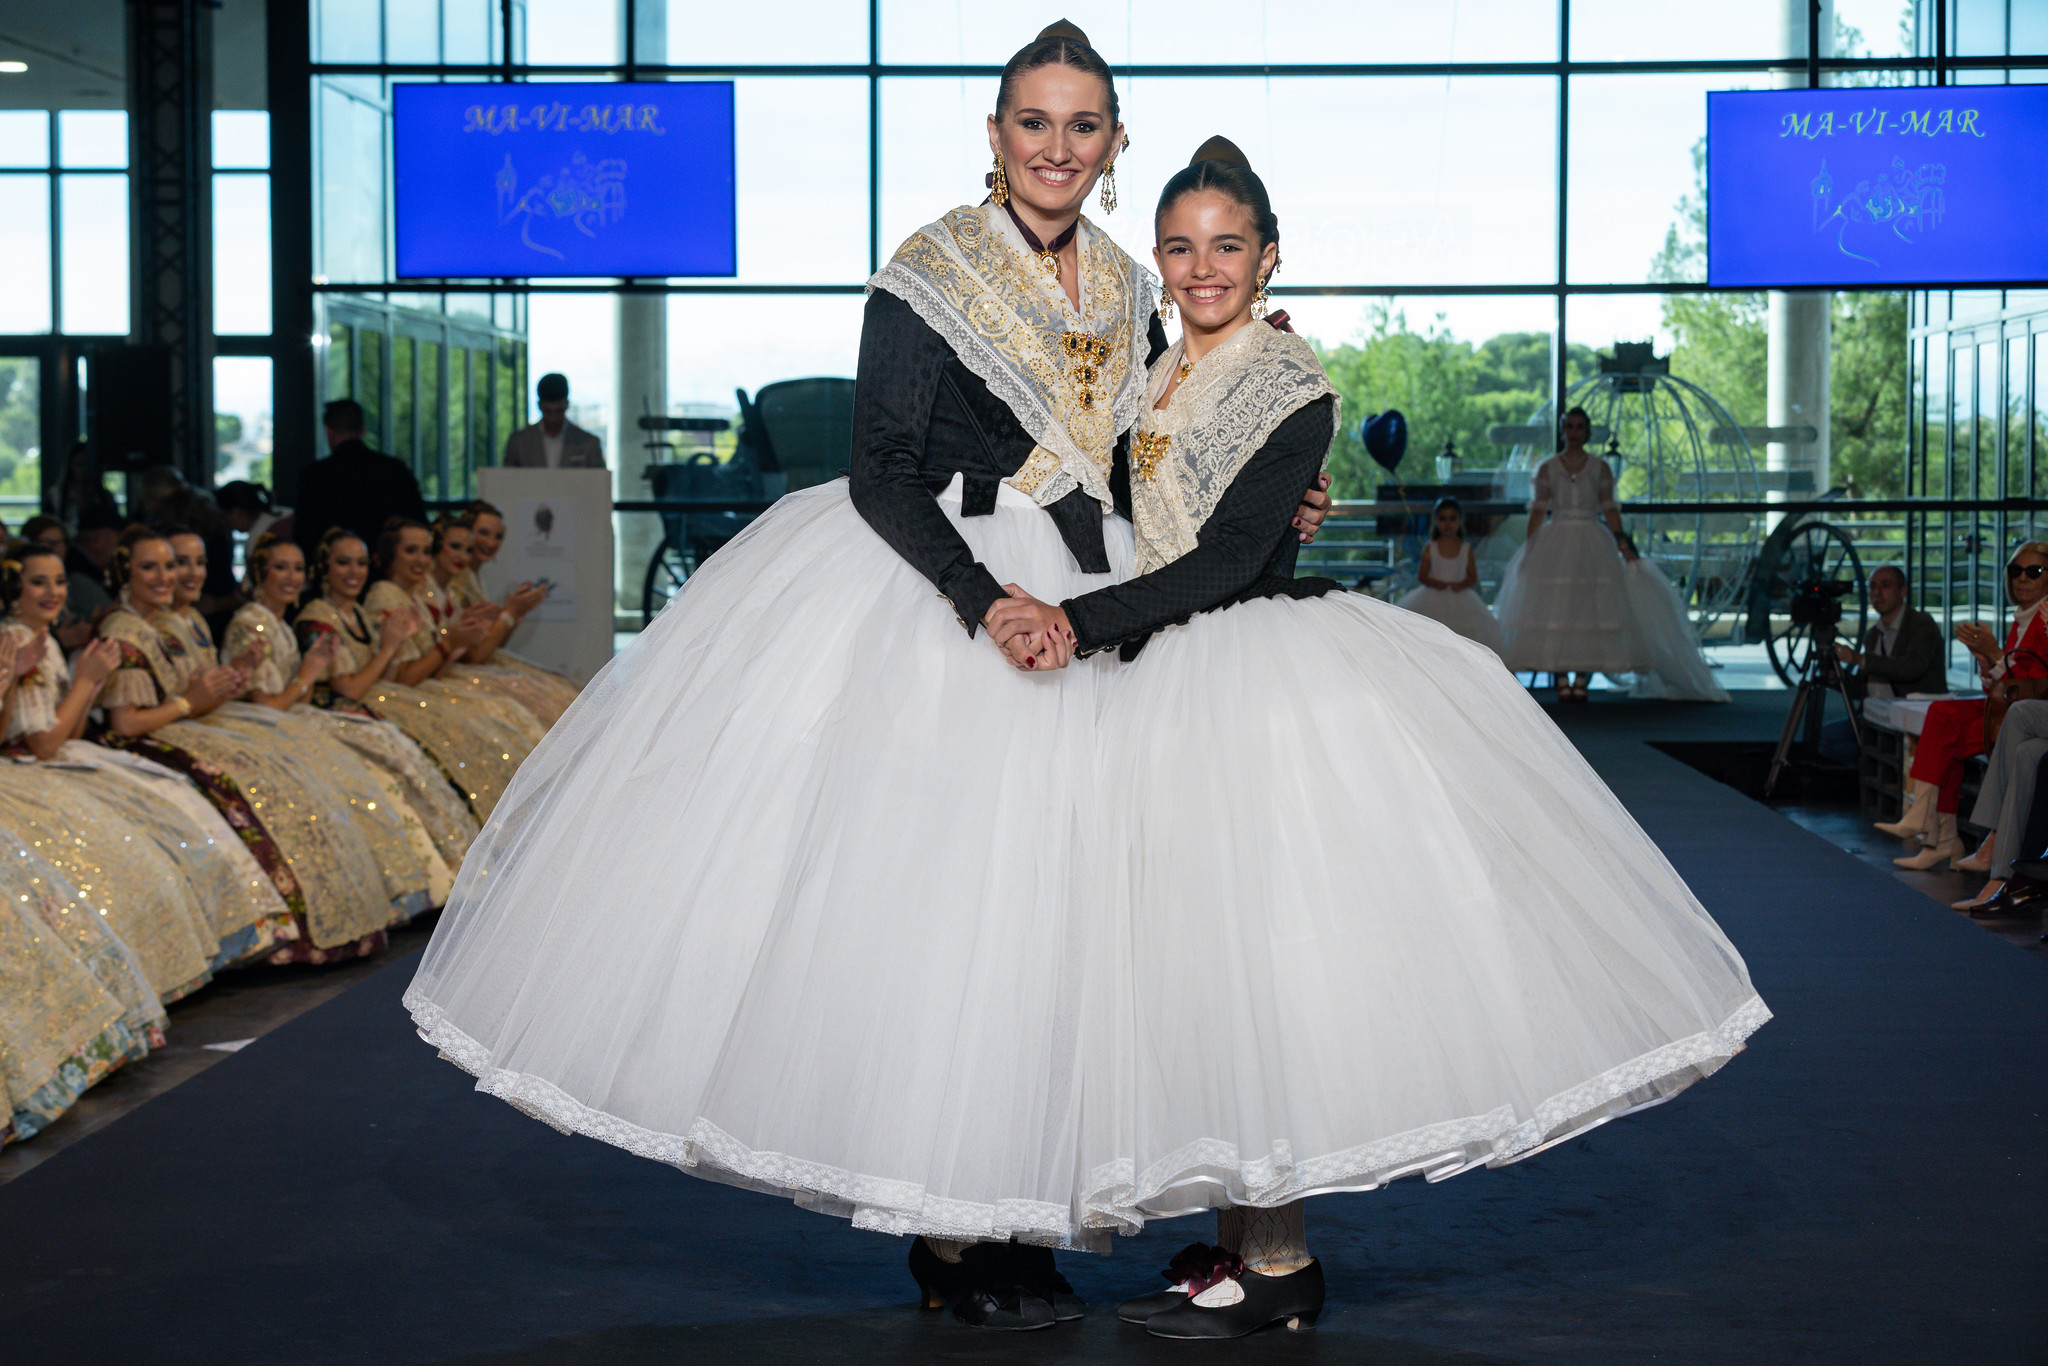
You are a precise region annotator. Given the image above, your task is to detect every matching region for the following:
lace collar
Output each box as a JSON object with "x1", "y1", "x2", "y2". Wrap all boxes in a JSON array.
[
  {"x1": 1128, "y1": 321, "x2": 1336, "y2": 574},
  {"x1": 867, "y1": 202, "x2": 1156, "y2": 512}
]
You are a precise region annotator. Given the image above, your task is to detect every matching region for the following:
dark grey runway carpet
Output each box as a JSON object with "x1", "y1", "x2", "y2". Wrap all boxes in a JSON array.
[{"x1": 1, "y1": 693, "x2": 2042, "y2": 1364}]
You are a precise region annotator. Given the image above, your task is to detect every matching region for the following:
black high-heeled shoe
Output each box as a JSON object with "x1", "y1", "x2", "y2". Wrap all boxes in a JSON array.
[
  {"x1": 906, "y1": 1238, "x2": 1056, "y2": 1331},
  {"x1": 999, "y1": 1243, "x2": 1086, "y2": 1321},
  {"x1": 1144, "y1": 1259, "x2": 1325, "y2": 1340}
]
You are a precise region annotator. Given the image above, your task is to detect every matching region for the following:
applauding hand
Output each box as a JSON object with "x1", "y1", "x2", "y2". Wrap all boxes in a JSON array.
[{"x1": 985, "y1": 586, "x2": 1077, "y2": 672}]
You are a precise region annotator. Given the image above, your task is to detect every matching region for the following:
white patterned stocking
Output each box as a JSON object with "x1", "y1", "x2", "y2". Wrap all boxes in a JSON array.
[{"x1": 1214, "y1": 1200, "x2": 1310, "y2": 1275}]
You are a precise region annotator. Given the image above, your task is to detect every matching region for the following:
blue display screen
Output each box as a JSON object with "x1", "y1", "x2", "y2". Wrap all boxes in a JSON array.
[
  {"x1": 1707, "y1": 86, "x2": 2048, "y2": 289},
  {"x1": 393, "y1": 82, "x2": 736, "y2": 279}
]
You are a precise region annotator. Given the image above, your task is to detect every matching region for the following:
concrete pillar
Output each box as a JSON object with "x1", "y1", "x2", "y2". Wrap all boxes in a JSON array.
[
  {"x1": 613, "y1": 0, "x2": 668, "y2": 619},
  {"x1": 1768, "y1": 0, "x2": 1832, "y2": 498}
]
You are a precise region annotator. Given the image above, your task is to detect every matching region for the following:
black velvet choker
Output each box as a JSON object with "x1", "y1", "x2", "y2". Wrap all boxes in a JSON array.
[{"x1": 1001, "y1": 200, "x2": 1079, "y2": 282}]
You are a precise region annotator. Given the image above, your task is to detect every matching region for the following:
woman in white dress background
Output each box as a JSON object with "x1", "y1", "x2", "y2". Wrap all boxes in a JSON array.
[
  {"x1": 987, "y1": 138, "x2": 1767, "y2": 1339},
  {"x1": 1494, "y1": 408, "x2": 1727, "y2": 703},
  {"x1": 1394, "y1": 495, "x2": 1504, "y2": 655}
]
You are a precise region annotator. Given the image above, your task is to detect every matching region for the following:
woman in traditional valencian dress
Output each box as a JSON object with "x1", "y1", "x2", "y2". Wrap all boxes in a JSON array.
[
  {"x1": 984, "y1": 141, "x2": 1768, "y2": 1338},
  {"x1": 296, "y1": 529, "x2": 534, "y2": 822},
  {"x1": 2, "y1": 545, "x2": 298, "y2": 968},
  {"x1": 162, "y1": 529, "x2": 436, "y2": 924},
  {"x1": 439, "y1": 507, "x2": 579, "y2": 726},
  {"x1": 408, "y1": 24, "x2": 1322, "y2": 1333},
  {"x1": 363, "y1": 520, "x2": 549, "y2": 750},
  {"x1": 0, "y1": 816, "x2": 162, "y2": 1147},
  {"x1": 95, "y1": 528, "x2": 400, "y2": 964},
  {"x1": 430, "y1": 514, "x2": 576, "y2": 728},
  {"x1": 225, "y1": 534, "x2": 476, "y2": 896}
]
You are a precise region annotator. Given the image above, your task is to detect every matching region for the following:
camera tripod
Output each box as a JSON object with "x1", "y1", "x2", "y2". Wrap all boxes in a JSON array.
[{"x1": 1765, "y1": 629, "x2": 1864, "y2": 798}]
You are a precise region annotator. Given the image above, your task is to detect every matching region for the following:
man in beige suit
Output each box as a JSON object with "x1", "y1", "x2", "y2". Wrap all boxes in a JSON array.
[{"x1": 502, "y1": 373, "x2": 606, "y2": 469}]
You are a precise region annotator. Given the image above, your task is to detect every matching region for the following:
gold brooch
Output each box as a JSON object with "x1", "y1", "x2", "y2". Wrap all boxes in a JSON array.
[
  {"x1": 1132, "y1": 432, "x2": 1170, "y2": 481},
  {"x1": 1061, "y1": 332, "x2": 1113, "y2": 414}
]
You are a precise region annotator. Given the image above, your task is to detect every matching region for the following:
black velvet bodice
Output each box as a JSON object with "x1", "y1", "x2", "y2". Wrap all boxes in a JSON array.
[{"x1": 847, "y1": 289, "x2": 1167, "y2": 635}]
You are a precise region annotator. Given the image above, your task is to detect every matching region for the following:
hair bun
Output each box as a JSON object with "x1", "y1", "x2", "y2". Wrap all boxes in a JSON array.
[
  {"x1": 1189, "y1": 135, "x2": 1252, "y2": 169},
  {"x1": 1036, "y1": 18, "x2": 1091, "y2": 45}
]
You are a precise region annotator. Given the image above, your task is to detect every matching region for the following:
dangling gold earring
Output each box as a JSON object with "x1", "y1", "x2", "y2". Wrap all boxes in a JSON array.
[
  {"x1": 991, "y1": 153, "x2": 1009, "y2": 207},
  {"x1": 1158, "y1": 291, "x2": 1174, "y2": 322},
  {"x1": 1251, "y1": 275, "x2": 1270, "y2": 321},
  {"x1": 1099, "y1": 133, "x2": 1128, "y2": 213}
]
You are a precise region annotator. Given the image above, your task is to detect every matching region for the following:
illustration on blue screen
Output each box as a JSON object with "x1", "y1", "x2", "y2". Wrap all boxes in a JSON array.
[
  {"x1": 495, "y1": 152, "x2": 629, "y2": 261},
  {"x1": 1810, "y1": 157, "x2": 1946, "y2": 267}
]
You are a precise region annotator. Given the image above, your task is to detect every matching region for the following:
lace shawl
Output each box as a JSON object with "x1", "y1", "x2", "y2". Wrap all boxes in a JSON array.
[
  {"x1": 223, "y1": 603, "x2": 301, "y2": 697},
  {"x1": 1130, "y1": 323, "x2": 1338, "y2": 574},
  {"x1": 2, "y1": 622, "x2": 66, "y2": 743},
  {"x1": 866, "y1": 203, "x2": 1155, "y2": 512},
  {"x1": 364, "y1": 580, "x2": 437, "y2": 665}
]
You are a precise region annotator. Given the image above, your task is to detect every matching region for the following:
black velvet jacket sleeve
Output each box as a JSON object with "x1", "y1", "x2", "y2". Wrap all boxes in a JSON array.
[
  {"x1": 846, "y1": 291, "x2": 1009, "y2": 634},
  {"x1": 1063, "y1": 395, "x2": 1339, "y2": 661}
]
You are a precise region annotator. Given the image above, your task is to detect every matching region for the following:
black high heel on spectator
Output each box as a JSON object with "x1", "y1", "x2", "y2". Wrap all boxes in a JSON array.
[
  {"x1": 1144, "y1": 1259, "x2": 1326, "y2": 1340},
  {"x1": 906, "y1": 1238, "x2": 1056, "y2": 1330}
]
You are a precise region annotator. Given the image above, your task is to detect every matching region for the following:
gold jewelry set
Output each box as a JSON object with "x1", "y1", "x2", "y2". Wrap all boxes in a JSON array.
[
  {"x1": 1132, "y1": 432, "x2": 1171, "y2": 482},
  {"x1": 989, "y1": 127, "x2": 1126, "y2": 235},
  {"x1": 1059, "y1": 331, "x2": 1112, "y2": 412}
]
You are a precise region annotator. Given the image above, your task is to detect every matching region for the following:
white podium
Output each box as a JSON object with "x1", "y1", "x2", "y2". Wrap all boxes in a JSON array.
[{"x1": 475, "y1": 467, "x2": 615, "y2": 684}]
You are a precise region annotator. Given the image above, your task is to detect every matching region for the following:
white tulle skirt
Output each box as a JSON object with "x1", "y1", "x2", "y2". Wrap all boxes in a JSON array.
[
  {"x1": 407, "y1": 484, "x2": 1764, "y2": 1252},
  {"x1": 1392, "y1": 582, "x2": 1507, "y2": 656},
  {"x1": 407, "y1": 477, "x2": 1135, "y2": 1248},
  {"x1": 1078, "y1": 591, "x2": 1766, "y2": 1231},
  {"x1": 1495, "y1": 515, "x2": 1650, "y2": 674}
]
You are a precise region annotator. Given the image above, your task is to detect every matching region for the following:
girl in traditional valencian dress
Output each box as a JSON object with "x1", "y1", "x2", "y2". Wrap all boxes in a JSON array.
[{"x1": 986, "y1": 140, "x2": 1767, "y2": 1338}]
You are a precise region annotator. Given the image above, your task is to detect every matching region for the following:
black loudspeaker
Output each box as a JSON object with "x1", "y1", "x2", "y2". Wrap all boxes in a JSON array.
[{"x1": 88, "y1": 344, "x2": 174, "y2": 472}]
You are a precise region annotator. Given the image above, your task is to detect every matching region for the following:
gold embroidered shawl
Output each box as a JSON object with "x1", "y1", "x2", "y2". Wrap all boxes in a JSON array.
[
  {"x1": 1130, "y1": 322, "x2": 1338, "y2": 575},
  {"x1": 867, "y1": 203, "x2": 1155, "y2": 512}
]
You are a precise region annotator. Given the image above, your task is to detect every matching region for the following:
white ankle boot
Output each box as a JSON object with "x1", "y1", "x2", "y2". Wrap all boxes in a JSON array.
[
  {"x1": 1894, "y1": 813, "x2": 1964, "y2": 869},
  {"x1": 1876, "y1": 780, "x2": 1938, "y2": 839}
]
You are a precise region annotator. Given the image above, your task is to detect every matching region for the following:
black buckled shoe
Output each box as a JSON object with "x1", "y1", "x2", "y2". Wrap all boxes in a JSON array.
[
  {"x1": 1144, "y1": 1259, "x2": 1325, "y2": 1340},
  {"x1": 906, "y1": 1238, "x2": 1056, "y2": 1331},
  {"x1": 1000, "y1": 1243, "x2": 1086, "y2": 1321},
  {"x1": 1118, "y1": 1243, "x2": 1231, "y2": 1324}
]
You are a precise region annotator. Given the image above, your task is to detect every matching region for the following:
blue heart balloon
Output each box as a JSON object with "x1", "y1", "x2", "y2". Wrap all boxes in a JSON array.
[{"x1": 1361, "y1": 409, "x2": 1407, "y2": 473}]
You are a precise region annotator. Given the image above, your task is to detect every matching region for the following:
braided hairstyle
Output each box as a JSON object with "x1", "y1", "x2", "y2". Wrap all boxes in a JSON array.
[
  {"x1": 311, "y1": 526, "x2": 369, "y2": 598},
  {"x1": 109, "y1": 524, "x2": 170, "y2": 594},
  {"x1": 0, "y1": 544, "x2": 63, "y2": 617},
  {"x1": 244, "y1": 531, "x2": 305, "y2": 597},
  {"x1": 996, "y1": 21, "x2": 1120, "y2": 127},
  {"x1": 1156, "y1": 135, "x2": 1279, "y2": 255},
  {"x1": 375, "y1": 516, "x2": 432, "y2": 581}
]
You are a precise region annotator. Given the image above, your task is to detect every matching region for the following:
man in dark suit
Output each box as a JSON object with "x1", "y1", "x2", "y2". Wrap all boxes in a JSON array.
[
  {"x1": 295, "y1": 399, "x2": 427, "y2": 559},
  {"x1": 1835, "y1": 564, "x2": 1948, "y2": 698}
]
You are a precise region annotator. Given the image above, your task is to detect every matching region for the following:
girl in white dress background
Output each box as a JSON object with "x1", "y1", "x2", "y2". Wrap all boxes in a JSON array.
[
  {"x1": 1394, "y1": 496, "x2": 1504, "y2": 656},
  {"x1": 1494, "y1": 407, "x2": 1728, "y2": 703}
]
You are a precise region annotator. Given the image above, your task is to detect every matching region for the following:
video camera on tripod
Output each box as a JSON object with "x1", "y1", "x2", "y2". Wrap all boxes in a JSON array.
[{"x1": 1765, "y1": 577, "x2": 1863, "y2": 795}]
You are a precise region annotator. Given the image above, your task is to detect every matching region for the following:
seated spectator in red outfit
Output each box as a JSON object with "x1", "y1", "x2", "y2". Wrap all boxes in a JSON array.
[{"x1": 1878, "y1": 540, "x2": 2048, "y2": 869}]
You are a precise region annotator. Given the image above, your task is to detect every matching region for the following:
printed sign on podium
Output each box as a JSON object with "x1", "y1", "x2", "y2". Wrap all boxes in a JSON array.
[{"x1": 476, "y1": 467, "x2": 614, "y2": 684}]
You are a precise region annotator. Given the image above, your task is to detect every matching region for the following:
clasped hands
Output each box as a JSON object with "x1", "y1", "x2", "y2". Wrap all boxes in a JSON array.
[{"x1": 984, "y1": 587, "x2": 1076, "y2": 672}]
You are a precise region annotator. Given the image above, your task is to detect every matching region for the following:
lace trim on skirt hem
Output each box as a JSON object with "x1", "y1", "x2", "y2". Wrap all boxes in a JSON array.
[
  {"x1": 1079, "y1": 994, "x2": 1771, "y2": 1229},
  {"x1": 404, "y1": 989, "x2": 1108, "y2": 1251},
  {"x1": 409, "y1": 989, "x2": 1766, "y2": 1247}
]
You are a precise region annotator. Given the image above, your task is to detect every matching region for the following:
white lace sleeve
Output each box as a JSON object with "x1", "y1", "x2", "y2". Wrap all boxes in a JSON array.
[
  {"x1": 1529, "y1": 460, "x2": 1553, "y2": 512},
  {"x1": 1597, "y1": 459, "x2": 1619, "y2": 512}
]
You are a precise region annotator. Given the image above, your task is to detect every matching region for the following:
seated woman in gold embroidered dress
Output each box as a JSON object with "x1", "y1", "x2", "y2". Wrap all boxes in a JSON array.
[
  {"x1": 2, "y1": 545, "x2": 291, "y2": 978},
  {"x1": 2, "y1": 543, "x2": 298, "y2": 971},
  {"x1": 443, "y1": 502, "x2": 579, "y2": 724},
  {"x1": 361, "y1": 519, "x2": 548, "y2": 750},
  {"x1": 95, "y1": 527, "x2": 402, "y2": 965},
  {"x1": 295, "y1": 528, "x2": 534, "y2": 822},
  {"x1": 224, "y1": 534, "x2": 477, "y2": 896},
  {"x1": 431, "y1": 513, "x2": 577, "y2": 728}
]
